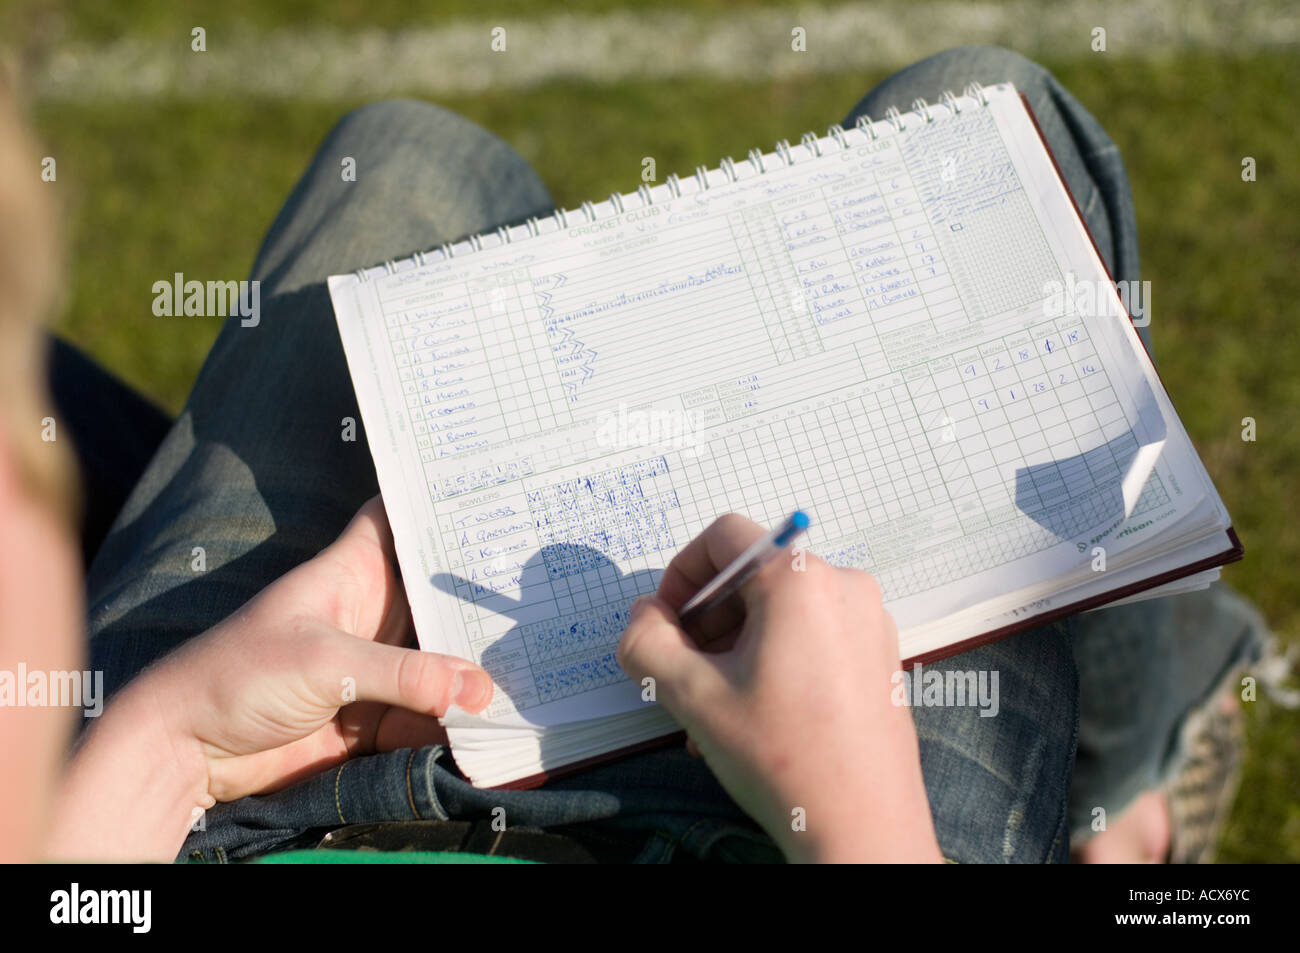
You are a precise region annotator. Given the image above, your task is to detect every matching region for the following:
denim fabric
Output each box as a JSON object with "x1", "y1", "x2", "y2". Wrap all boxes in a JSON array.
[
  {"x1": 185, "y1": 743, "x2": 783, "y2": 864},
  {"x1": 82, "y1": 46, "x2": 1262, "y2": 864},
  {"x1": 46, "y1": 336, "x2": 173, "y2": 570},
  {"x1": 1067, "y1": 584, "x2": 1265, "y2": 841}
]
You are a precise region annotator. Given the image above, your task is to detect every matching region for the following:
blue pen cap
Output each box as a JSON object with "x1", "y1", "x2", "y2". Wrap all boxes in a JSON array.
[{"x1": 773, "y1": 510, "x2": 811, "y2": 546}]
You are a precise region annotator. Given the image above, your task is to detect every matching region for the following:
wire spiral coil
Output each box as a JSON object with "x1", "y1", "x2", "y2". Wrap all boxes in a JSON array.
[{"x1": 360, "y1": 83, "x2": 993, "y2": 280}]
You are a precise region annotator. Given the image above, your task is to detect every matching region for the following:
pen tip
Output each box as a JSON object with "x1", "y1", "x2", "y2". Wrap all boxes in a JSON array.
[{"x1": 792, "y1": 510, "x2": 811, "y2": 530}]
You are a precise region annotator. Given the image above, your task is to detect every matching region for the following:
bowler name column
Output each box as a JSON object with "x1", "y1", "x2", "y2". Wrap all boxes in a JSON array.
[
  {"x1": 376, "y1": 275, "x2": 511, "y2": 476},
  {"x1": 439, "y1": 488, "x2": 556, "y2": 716}
]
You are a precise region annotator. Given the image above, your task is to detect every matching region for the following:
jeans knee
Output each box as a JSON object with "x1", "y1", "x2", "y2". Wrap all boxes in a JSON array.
[
  {"x1": 327, "y1": 98, "x2": 453, "y2": 144},
  {"x1": 942, "y1": 44, "x2": 1050, "y2": 83},
  {"x1": 848, "y1": 45, "x2": 1058, "y2": 126},
  {"x1": 325, "y1": 98, "x2": 539, "y2": 183},
  {"x1": 894, "y1": 44, "x2": 1054, "y2": 102}
]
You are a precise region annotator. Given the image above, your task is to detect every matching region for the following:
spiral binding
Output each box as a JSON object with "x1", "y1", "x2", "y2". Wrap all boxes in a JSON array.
[{"x1": 358, "y1": 82, "x2": 997, "y2": 281}]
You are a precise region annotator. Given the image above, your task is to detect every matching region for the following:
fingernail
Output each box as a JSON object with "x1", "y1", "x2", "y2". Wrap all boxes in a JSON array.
[{"x1": 454, "y1": 670, "x2": 493, "y2": 709}]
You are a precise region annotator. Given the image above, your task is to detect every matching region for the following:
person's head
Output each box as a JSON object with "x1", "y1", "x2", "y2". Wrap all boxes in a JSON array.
[{"x1": 0, "y1": 75, "x2": 84, "y2": 862}]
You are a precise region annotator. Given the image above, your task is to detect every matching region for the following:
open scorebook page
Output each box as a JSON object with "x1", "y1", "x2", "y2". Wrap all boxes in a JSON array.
[{"x1": 329, "y1": 83, "x2": 1234, "y2": 782}]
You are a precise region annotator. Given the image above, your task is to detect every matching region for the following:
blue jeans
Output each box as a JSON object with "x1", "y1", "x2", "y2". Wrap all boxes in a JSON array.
[{"x1": 84, "y1": 46, "x2": 1264, "y2": 863}]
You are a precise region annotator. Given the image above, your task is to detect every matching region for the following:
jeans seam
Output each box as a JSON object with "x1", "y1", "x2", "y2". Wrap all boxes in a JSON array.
[
  {"x1": 405, "y1": 748, "x2": 422, "y2": 820},
  {"x1": 676, "y1": 816, "x2": 722, "y2": 861},
  {"x1": 1082, "y1": 185, "x2": 1100, "y2": 220},
  {"x1": 333, "y1": 762, "x2": 348, "y2": 826}
]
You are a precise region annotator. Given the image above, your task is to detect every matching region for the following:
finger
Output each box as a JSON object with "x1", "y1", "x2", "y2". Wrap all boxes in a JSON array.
[
  {"x1": 743, "y1": 548, "x2": 838, "y2": 616},
  {"x1": 333, "y1": 700, "x2": 450, "y2": 755},
  {"x1": 370, "y1": 575, "x2": 416, "y2": 649},
  {"x1": 330, "y1": 632, "x2": 495, "y2": 718},
  {"x1": 211, "y1": 706, "x2": 448, "y2": 801},
  {"x1": 371, "y1": 707, "x2": 450, "y2": 752},
  {"x1": 686, "y1": 591, "x2": 746, "y2": 651},
  {"x1": 617, "y1": 595, "x2": 721, "y2": 712},
  {"x1": 318, "y1": 496, "x2": 412, "y2": 644},
  {"x1": 657, "y1": 513, "x2": 768, "y2": 611},
  {"x1": 207, "y1": 729, "x2": 352, "y2": 800},
  {"x1": 333, "y1": 495, "x2": 398, "y2": 565}
]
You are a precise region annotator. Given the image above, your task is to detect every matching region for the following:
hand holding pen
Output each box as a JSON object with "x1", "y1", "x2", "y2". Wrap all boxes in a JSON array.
[{"x1": 616, "y1": 512, "x2": 941, "y2": 863}]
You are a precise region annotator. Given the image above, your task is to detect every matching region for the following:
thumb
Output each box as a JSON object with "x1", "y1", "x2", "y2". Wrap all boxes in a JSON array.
[
  {"x1": 331, "y1": 632, "x2": 494, "y2": 717},
  {"x1": 617, "y1": 595, "x2": 718, "y2": 711}
]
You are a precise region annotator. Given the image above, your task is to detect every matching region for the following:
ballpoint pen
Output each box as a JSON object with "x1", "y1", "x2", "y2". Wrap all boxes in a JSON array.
[{"x1": 677, "y1": 510, "x2": 811, "y2": 628}]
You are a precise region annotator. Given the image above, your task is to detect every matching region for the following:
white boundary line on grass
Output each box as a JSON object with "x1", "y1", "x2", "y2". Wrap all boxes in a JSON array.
[{"x1": 27, "y1": 0, "x2": 1300, "y2": 101}]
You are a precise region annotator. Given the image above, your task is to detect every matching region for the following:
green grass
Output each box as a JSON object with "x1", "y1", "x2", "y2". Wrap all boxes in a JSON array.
[{"x1": 15, "y1": 16, "x2": 1300, "y2": 861}]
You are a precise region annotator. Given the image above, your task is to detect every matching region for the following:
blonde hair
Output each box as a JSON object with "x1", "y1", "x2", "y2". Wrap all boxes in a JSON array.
[{"x1": 0, "y1": 71, "x2": 79, "y2": 524}]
